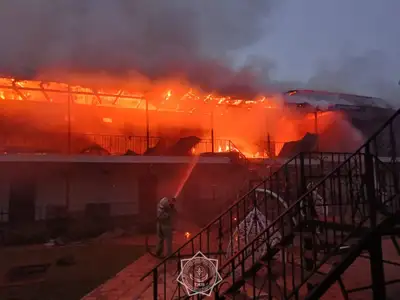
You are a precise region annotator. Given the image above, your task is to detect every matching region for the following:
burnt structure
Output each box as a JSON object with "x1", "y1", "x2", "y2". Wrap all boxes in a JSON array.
[{"x1": 0, "y1": 77, "x2": 396, "y2": 158}]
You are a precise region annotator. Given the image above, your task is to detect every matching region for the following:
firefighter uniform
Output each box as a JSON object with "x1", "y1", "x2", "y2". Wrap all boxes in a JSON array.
[{"x1": 155, "y1": 197, "x2": 175, "y2": 257}]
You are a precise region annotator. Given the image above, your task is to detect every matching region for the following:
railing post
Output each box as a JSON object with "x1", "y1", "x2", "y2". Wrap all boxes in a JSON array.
[
  {"x1": 211, "y1": 111, "x2": 215, "y2": 153},
  {"x1": 368, "y1": 232, "x2": 387, "y2": 300},
  {"x1": 67, "y1": 85, "x2": 72, "y2": 154},
  {"x1": 145, "y1": 98, "x2": 150, "y2": 151},
  {"x1": 314, "y1": 110, "x2": 319, "y2": 151},
  {"x1": 299, "y1": 152, "x2": 307, "y2": 197},
  {"x1": 152, "y1": 268, "x2": 158, "y2": 299},
  {"x1": 364, "y1": 144, "x2": 387, "y2": 300},
  {"x1": 364, "y1": 144, "x2": 378, "y2": 226},
  {"x1": 389, "y1": 122, "x2": 400, "y2": 194}
]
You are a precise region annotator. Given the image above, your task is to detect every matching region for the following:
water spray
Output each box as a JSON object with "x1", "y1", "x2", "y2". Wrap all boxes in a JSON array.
[{"x1": 174, "y1": 154, "x2": 200, "y2": 198}]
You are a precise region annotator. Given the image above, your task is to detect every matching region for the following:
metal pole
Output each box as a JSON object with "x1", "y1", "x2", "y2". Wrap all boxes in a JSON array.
[
  {"x1": 65, "y1": 168, "x2": 70, "y2": 210},
  {"x1": 146, "y1": 98, "x2": 150, "y2": 151},
  {"x1": 211, "y1": 110, "x2": 214, "y2": 153},
  {"x1": 267, "y1": 133, "x2": 271, "y2": 157},
  {"x1": 67, "y1": 85, "x2": 71, "y2": 154},
  {"x1": 368, "y1": 232, "x2": 386, "y2": 300},
  {"x1": 314, "y1": 110, "x2": 319, "y2": 151},
  {"x1": 66, "y1": 86, "x2": 71, "y2": 210}
]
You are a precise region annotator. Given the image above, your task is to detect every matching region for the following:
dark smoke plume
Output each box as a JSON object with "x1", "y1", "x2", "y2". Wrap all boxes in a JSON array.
[
  {"x1": 1, "y1": 2, "x2": 398, "y2": 103},
  {"x1": 0, "y1": 0, "x2": 278, "y2": 95}
]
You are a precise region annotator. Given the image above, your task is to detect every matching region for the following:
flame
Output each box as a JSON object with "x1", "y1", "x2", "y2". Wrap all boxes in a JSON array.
[
  {"x1": 216, "y1": 140, "x2": 274, "y2": 158},
  {"x1": 0, "y1": 75, "x2": 344, "y2": 158},
  {"x1": 0, "y1": 77, "x2": 280, "y2": 110},
  {"x1": 184, "y1": 232, "x2": 191, "y2": 239}
]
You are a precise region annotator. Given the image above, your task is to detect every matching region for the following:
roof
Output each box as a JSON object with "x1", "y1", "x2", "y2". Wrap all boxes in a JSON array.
[{"x1": 284, "y1": 89, "x2": 393, "y2": 110}]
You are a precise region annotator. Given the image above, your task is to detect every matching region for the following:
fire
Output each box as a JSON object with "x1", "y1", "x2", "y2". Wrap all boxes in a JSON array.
[
  {"x1": 0, "y1": 77, "x2": 278, "y2": 111},
  {"x1": 218, "y1": 144, "x2": 231, "y2": 152},
  {"x1": 0, "y1": 75, "x2": 343, "y2": 158},
  {"x1": 184, "y1": 232, "x2": 191, "y2": 239},
  {"x1": 216, "y1": 141, "x2": 274, "y2": 158}
]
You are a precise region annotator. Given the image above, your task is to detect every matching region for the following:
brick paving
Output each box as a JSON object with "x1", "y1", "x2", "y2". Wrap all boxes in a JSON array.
[
  {"x1": 82, "y1": 234, "x2": 400, "y2": 300},
  {"x1": 81, "y1": 230, "x2": 196, "y2": 300},
  {"x1": 320, "y1": 238, "x2": 400, "y2": 300}
]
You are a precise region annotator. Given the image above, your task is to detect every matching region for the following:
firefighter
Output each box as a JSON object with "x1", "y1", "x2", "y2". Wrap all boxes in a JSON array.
[{"x1": 155, "y1": 196, "x2": 177, "y2": 258}]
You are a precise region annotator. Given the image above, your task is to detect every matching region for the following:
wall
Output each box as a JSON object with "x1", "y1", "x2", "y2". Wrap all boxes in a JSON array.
[
  {"x1": 178, "y1": 163, "x2": 251, "y2": 227},
  {"x1": 0, "y1": 162, "x2": 141, "y2": 222},
  {"x1": 0, "y1": 161, "x2": 251, "y2": 231}
]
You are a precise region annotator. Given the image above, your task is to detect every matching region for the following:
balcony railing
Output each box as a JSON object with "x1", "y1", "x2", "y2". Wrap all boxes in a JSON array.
[{"x1": 0, "y1": 131, "x2": 286, "y2": 158}]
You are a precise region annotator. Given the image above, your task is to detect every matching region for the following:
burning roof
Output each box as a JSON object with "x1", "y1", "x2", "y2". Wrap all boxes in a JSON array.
[
  {"x1": 0, "y1": 77, "x2": 392, "y2": 114},
  {"x1": 0, "y1": 77, "x2": 280, "y2": 113},
  {"x1": 0, "y1": 76, "x2": 390, "y2": 159}
]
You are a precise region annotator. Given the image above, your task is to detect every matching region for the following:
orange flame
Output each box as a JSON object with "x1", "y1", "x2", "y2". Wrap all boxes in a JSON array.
[{"x1": 0, "y1": 75, "x2": 342, "y2": 158}]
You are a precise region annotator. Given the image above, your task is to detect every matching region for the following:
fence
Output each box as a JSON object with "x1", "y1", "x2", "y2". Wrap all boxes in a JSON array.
[{"x1": 0, "y1": 131, "x2": 287, "y2": 158}]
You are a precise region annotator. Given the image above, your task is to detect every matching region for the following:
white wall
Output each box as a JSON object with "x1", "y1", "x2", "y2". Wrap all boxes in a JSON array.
[
  {"x1": 0, "y1": 161, "x2": 249, "y2": 223},
  {"x1": 0, "y1": 162, "x2": 140, "y2": 221}
]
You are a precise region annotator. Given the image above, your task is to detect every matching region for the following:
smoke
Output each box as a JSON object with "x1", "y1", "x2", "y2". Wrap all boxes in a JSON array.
[
  {"x1": 1, "y1": 1, "x2": 399, "y2": 102},
  {"x1": 305, "y1": 51, "x2": 400, "y2": 105},
  {"x1": 0, "y1": 1, "x2": 396, "y2": 155},
  {"x1": 0, "y1": 0, "x2": 278, "y2": 95}
]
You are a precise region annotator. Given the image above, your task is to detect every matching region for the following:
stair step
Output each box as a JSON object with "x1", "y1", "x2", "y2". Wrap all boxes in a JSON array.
[
  {"x1": 261, "y1": 259, "x2": 328, "y2": 282},
  {"x1": 296, "y1": 220, "x2": 368, "y2": 235},
  {"x1": 276, "y1": 234, "x2": 357, "y2": 254},
  {"x1": 245, "y1": 274, "x2": 284, "y2": 299},
  {"x1": 224, "y1": 292, "x2": 253, "y2": 299},
  {"x1": 220, "y1": 231, "x2": 356, "y2": 298},
  {"x1": 240, "y1": 263, "x2": 317, "y2": 299}
]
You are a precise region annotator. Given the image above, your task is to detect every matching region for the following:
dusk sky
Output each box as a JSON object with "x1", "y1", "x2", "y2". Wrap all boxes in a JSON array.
[{"x1": 237, "y1": 0, "x2": 400, "y2": 87}]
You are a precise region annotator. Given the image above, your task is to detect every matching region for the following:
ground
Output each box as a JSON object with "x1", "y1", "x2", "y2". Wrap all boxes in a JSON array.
[{"x1": 0, "y1": 239, "x2": 145, "y2": 300}]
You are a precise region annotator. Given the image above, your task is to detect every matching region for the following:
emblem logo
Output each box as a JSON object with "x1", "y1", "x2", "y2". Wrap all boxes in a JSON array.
[{"x1": 176, "y1": 251, "x2": 222, "y2": 296}]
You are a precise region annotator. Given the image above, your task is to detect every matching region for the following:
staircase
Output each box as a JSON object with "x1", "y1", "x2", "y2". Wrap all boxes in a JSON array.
[
  {"x1": 140, "y1": 151, "x2": 354, "y2": 299},
  {"x1": 213, "y1": 109, "x2": 400, "y2": 300}
]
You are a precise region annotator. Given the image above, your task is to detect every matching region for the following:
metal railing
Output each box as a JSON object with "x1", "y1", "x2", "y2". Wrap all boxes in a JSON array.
[
  {"x1": 214, "y1": 109, "x2": 400, "y2": 300},
  {"x1": 0, "y1": 132, "x2": 160, "y2": 155},
  {"x1": 140, "y1": 152, "x2": 353, "y2": 299},
  {"x1": 0, "y1": 131, "x2": 270, "y2": 158},
  {"x1": 0, "y1": 128, "x2": 289, "y2": 158},
  {"x1": 82, "y1": 134, "x2": 160, "y2": 155}
]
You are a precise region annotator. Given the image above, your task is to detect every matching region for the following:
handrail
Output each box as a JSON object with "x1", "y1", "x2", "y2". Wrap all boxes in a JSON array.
[
  {"x1": 280, "y1": 155, "x2": 397, "y2": 300},
  {"x1": 219, "y1": 107, "x2": 400, "y2": 272},
  {"x1": 140, "y1": 153, "x2": 300, "y2": 280}
]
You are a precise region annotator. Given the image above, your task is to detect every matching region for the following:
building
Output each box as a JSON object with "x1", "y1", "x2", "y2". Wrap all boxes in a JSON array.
[{"x1": 0, "y1": 77, "x2": 396, "y2": 243}]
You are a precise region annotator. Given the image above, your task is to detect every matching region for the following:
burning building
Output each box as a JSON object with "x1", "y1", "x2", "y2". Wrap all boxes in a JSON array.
[
  {"x1": 0, "y1": 76, "x2": 395, "y2": 243},
  {"x1": 0, "y1": 77, "x2": 393, "y2": 158}
]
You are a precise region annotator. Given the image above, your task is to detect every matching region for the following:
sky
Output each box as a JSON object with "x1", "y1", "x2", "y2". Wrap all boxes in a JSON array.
[
  {"x1": 239, "y1": 0, "x2": 400, "y2": 84},
  {"x1": 0, "y1": 0, "x2": 399, "y2": 101}
]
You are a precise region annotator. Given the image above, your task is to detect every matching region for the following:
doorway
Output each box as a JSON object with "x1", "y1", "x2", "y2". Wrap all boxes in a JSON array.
[{"x1": 9, "y1": 179, "x2": 36, "y2": 224}]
